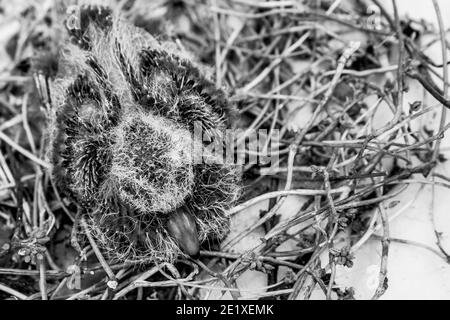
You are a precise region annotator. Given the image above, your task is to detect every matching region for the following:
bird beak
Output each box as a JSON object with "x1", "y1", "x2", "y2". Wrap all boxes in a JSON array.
[{"x1": 166, "y1": 208, "x2": 200, "y2": 259}]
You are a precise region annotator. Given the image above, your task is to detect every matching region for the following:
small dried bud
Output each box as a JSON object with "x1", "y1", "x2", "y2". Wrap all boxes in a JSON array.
[{"x1": 409, "y1": 101, "x2": 422, "y2": 112}]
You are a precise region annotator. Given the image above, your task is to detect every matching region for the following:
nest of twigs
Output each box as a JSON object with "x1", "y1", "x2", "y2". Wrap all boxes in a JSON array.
[{"x1": 0, "y1": 0, "x2": 449, "y2": 300}]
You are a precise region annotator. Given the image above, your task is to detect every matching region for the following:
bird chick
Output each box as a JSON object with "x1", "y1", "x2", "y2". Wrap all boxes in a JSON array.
[{"x1": 46, "y1": 4, "x2": 240, "y2": 263}]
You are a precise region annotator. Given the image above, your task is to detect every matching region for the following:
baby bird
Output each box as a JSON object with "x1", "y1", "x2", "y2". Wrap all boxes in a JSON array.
[{"x1": 45, "y1": 4, "x2": 240, "y2": 262}]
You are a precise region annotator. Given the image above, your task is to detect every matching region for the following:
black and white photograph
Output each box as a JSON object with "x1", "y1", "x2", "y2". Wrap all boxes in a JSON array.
[{"x1": 0, "y1": 0, "x2": 449, "y2": 305}]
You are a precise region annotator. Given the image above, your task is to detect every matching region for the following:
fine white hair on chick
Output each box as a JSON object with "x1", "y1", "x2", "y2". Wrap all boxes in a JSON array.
[{"x1": 45, "y1": 2, "x2": 240, "y2": 262}]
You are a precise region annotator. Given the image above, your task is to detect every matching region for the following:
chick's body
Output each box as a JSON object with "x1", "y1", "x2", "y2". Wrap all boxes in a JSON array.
[{"x1": 47, "y1": 5, "x2": 240, "y2": 262}]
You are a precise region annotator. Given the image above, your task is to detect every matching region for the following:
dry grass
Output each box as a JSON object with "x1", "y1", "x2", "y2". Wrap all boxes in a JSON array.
[{"x1": 0, "y1": 0, "x2": 449, "y2": 300}]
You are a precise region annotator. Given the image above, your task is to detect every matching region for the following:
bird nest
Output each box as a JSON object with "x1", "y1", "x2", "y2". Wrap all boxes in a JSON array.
[{"x1": 0, "y1": 0, "x2": 449, "y2": 300}]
